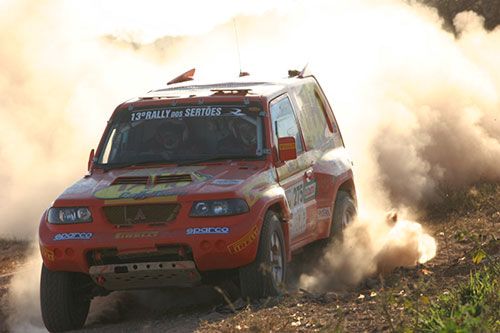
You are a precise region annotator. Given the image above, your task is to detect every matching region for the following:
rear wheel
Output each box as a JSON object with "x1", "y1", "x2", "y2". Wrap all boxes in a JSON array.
[
  {"x1": 239, "y1": 211, "x2": 286, "y2": 299},
  {"x1": 40, "y1": 265, "x2": 91, "y2": 332},
  {"x1": 331, "y1": 191, "x2": 357, "y2": 241}
]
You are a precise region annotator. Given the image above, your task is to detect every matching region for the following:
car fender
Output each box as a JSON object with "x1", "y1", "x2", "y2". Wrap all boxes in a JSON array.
[{"x1": 251, "y1": 185, "x2": 293, "y2": 262}]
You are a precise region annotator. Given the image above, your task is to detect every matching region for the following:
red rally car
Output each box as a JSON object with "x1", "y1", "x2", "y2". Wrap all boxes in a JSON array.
[{"x1": 39, "y1": 70, "x2": 357, "y2": 332}]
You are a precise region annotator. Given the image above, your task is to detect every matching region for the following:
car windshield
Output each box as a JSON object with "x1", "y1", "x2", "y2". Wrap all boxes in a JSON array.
[{"x1": 97, "y1": 103, "x2": 265, "y2": 167}]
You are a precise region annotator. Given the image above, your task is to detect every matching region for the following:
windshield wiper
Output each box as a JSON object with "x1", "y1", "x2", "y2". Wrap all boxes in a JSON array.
[
  {"x1": 97, "y1": 159, "x2": 177, "y2": 171},
  {"x1": 177, "y1": 155, "x2": 261, "y2": 166},
  {"x1": 96, "y1": 155, "x2": 261, "y2": 170}
]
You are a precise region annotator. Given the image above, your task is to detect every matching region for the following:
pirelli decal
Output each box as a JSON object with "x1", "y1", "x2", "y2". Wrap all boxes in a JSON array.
[
  {"x1": 227, "y1": 225, "x2": 259, "y2": 254},
  {"x1": 40, "y1": 246, "x2": 55, "y2": 261},
  {"x1": 114, "y1": 231, "x2": 159, "y2": 239}
]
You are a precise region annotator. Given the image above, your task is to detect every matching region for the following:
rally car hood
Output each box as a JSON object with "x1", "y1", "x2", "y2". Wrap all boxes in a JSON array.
[{"x1": 55, "y1": 161, "x2": 275, "y2": 204}]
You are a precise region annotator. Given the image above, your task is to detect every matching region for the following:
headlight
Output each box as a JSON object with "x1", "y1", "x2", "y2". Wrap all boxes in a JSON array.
[
  {"x1": 190, "y1": 199, "x2": 249, "y2": 217},
  {"x1": 47, "y1": 207, "x2": 93, "y2": 224}
]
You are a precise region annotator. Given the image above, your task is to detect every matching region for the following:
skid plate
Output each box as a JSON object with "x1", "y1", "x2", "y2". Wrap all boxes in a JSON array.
[{"x1": 89, "y1": 260, "x2": 201, "y2": 290}]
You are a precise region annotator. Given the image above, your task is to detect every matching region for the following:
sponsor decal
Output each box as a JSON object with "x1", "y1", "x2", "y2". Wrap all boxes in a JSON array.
[
  {"x1": 53, "y1": 232, "x2": 93, "y2": 241},
  {"x1": 186, "y1": 227, "x2": 230, "y2": 235},
  {"x1": 115, "y1": 231, "x2": 159, "y2": 239},
  {"x1": 304, "y1": 180, "x2": 317, "y2": 202},
  {"x1": 40, "y1": 246, "x2": 55, "y2": 261},
  {"x1": 103, "y1": 196, "x2": 177, "y2": 206},
  {"x1": 317, "y1": 207, "x2": 332, "y2": 220},
  {"x1": 130, "y1": 106, "x2": 248, "y2": 122},
  {"x1": 212, "y1": 179, "x2": 244, "y2": 186},
  {"x1": 227, "y1": 225, "x2": 258, "y2": 254},
  {"x1": 284, "y1": 178, "x2": 317, "y2": 238},
  {"x1": 229, "y1": 108, "x2": 244, "y2": 116},
  {"x1": 98, "y1": 188, "x2": 184, "y2": 200},
  {"x1": 94, "y1": 168, "x2": 212, "y2": 200},
  {"x1": 131, "y1": 107, "x2": 221, "y2": 121},
  {"x1": 285, "y1": 180, "x2": 311, "y2": 238}
]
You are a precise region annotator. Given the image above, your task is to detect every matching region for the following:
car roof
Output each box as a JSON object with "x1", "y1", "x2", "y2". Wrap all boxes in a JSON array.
[{"x1": 136, "y1": 76, "x2": 315, "y2": 102}]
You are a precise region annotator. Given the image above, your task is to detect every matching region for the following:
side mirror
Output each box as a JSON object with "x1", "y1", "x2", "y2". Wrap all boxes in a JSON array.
[
  {"x1": 88, "y1": 149, "x2": 95, "y2": 172},
  {"x1": 277, "y1": 137, "x2": 297, "y2": 162}
]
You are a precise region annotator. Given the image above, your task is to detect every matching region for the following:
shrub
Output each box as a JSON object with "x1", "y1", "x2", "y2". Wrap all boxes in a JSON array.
[{"x1": 418, "y1": 265, "x2": 499, "y2": 332}]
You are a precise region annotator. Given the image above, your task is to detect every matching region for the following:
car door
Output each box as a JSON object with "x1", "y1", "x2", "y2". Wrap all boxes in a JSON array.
[
  {"x1": 292, "y1": 79, "x2": 347, "y2": 240},
  {"x1": 270, "y1": 94, "x2": 317, "y2": 247}
]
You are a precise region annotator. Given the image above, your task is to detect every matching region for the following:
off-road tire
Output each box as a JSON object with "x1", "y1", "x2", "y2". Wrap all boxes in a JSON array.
[
  {"x1": 331, "y1": 191, "x2": 357, "y2": 241},
  {"x1": 40, "y1": 265, "x2": 91, "y2": 332},
  {"x1": 239, "y1": 211, "x2": 286, "y2": 299}
]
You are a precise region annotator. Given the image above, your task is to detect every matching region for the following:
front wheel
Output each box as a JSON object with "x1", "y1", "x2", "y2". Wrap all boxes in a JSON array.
[
  {"x1": 40, "y1": 265, "x2": 91, "y2": 332},
  {"x1": 239, "y1": 211, "x2": 286, "y2": 299}
]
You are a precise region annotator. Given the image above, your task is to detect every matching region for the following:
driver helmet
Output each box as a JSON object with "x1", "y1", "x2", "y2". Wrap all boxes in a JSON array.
[
  {"x1": 155, "y1": 121, "x2": 186, "y2": 150},
  {"x1": 231, "y1": 118, "x2": 256, "y2": 146}
]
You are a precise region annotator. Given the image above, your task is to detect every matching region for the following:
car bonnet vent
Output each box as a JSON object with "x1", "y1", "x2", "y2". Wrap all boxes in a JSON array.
[
  {"x1": 156, "y1": 174, "x2": 192, "y2": 184},
  {"x1": 112, "y1": 177, "x2": 149, "y2": 185}
]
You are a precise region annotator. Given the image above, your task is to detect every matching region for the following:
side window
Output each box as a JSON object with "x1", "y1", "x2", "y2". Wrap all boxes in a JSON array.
[
  {"x1": 270, "y1": 96, "x2": 303, "y2": 155},
  {"x1": 101, "y1": 128, "x2": 117, "y2": 163},
  {"x1": 294, "y1": 83, "x2": 331, "y2": 150}
]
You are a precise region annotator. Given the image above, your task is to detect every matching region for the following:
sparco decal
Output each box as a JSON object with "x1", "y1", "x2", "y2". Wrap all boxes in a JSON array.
[
  {"x1": 186, "y1": 227, "x2": 230, "y2": 235},
  {"x1": 53, "y1": 233, "x2": 93, "y2": 241}
]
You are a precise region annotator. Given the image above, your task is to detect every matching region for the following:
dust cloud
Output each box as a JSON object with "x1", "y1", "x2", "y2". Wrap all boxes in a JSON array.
[
  {"x1": 4, "y1": 246, "x2": 44, "y2": 332},
  {"x1": 299, "y1": 213, "x2": 437, "y2": 291},
  {"x1": 2, "y1": 0, "x2": 500, "y2": 330}
]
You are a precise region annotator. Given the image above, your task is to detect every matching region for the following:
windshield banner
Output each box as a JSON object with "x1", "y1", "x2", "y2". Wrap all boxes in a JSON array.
[{"x1": 130, "y1": 106, "x2": 253, "y2": 122}]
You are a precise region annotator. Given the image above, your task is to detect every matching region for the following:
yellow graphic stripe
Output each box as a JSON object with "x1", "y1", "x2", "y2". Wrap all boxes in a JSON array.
[{"x1": 104, "y1": 196, "x2": 178, "y2": 206}]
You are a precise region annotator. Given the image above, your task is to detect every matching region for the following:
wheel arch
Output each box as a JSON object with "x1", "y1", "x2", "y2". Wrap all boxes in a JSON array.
[
  {"x1": 257, "y1": 197, "x2": 292, "y2": 262},
  {"x1": 338, "y1": 178, "x2": 357, "y2": 205},
  {"x1": 324, "y1": 176, "x2": 357, "y2": 238}
]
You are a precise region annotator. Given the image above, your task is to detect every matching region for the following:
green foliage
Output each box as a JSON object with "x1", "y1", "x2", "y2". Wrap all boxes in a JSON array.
[{"x1": 417, "y1": 266, "x2": 500, "y2": 332}]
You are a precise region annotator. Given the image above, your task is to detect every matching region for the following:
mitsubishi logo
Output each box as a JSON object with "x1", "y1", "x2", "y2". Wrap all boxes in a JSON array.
[
  {"x1": 124, "y1": 207, "x2": 147, "y2": 224},
  {"x1": 134, "y1": 209, "x2": 146, "y2": 221}
]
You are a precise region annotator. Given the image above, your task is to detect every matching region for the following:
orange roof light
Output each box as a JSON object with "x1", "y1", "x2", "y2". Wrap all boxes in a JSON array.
[{"x1": 167, "y1": 68, "x2": 196, "y2": 85}]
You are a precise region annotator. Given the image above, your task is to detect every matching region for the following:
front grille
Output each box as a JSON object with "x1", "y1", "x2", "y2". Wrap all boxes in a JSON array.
[
  {"x1": 155, "y1": 174, "x2": 192, "y2": 184},
  {"x1": 103, "y1": 204, "x2": 180, "y2": 226},
  {"x1": 112, "y1": 176, "x2": 149, "y2": 185}
]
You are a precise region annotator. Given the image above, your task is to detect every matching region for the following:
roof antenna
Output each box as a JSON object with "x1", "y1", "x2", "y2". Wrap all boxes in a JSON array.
[{"x1": 233, "y1": 19, "x2": 249, "y2": 77}]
